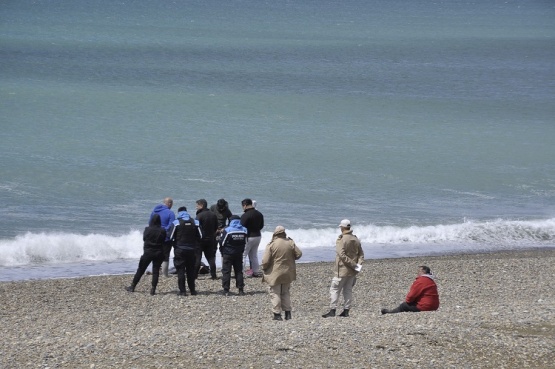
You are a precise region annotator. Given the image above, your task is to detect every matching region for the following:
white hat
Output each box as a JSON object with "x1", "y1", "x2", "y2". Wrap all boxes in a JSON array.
[
  {"x1": 252, "y1": 200, "x2": 257, "y2": 208},
  {"x1": 338, "y1": 219, "x2": 351, "y2": 228},
  {"x1": 274, "y1": 225, "x2": 286, "y2": 234}
]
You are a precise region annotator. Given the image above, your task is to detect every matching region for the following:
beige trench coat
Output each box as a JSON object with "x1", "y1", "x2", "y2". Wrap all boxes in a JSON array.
[{"x1": 261, "y1": 235, "x2": 302, "y2": 286}]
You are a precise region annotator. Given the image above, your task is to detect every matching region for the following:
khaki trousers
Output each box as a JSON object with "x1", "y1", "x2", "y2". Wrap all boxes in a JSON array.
[
  {"x1": 268, "y1": 283, "x2": 292, "y2": 314},
  {"x1": 329, "y1": 276, "x2": 356, "y2": 309}
]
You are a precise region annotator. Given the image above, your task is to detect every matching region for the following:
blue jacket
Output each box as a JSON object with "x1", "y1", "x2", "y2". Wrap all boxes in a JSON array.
[
  {"x1": 150, "y1": 204, "x2": 175, "y2": 241},
  {"x1": 219, "y1": 219, "x2": 248, "y2": 255}
]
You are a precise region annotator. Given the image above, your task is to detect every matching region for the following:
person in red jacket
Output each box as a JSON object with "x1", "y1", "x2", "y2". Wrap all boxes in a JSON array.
[{"x1": 381, "y1": 265, "x2": 439, "y2": 314}]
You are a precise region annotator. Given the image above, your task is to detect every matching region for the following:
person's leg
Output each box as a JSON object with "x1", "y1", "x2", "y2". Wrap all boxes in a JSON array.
[
  {"x1": 184, "y1": 250, "x2": 197, "y2": 295},
  {"x1": 221, "y1": 254, "x2": 232, "y2": 291},
  {"x1": 151, "y1": 256, "x2": 162, "y2": 293},
  {"x1": 323, "y1": 277, "x2": 343, "y2": 317},
  {"x1": 232, "y1": 254, "x2": 245, "y2": 291},
  {"x1": 247, "y1": 236, "x2": 262, "y2": 275},
  {"x1": 243, "y1": 239, "x2": 254, "y2": 272},
  {"x1": 280, "y1": 283, "x2": 292, "y2": 312},
  {"x1": 131, "y1": 254, "x2": 150, "y2": 286},
  {"x1": 193, "y1": 247, "x2": 202, "y2": 279},
  {"x1": 341, "y1": 276, "x2": 356, "y2": 309},
  {"x1": 174, "y1": 250, "x2": 186, "y2": 295},
  {"x1": 269, "y1": 285, "x2": 282, "y2": 314},
  {"x1": 383, "y1": 302, "x2": 420, "y2": 314},
  {"x1": 204, "y1": 239, "x2": 217, "y2": 279},
  {"x1": 161, "y1": 242, "x2": 172, "y2": 277}
]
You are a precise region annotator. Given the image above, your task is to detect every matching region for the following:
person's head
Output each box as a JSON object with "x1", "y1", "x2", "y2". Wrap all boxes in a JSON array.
[
  {"x1": 273, "y1": 225, "x2": 286, "y2": 238},
  {"x1": 163, "y1": 197, "x2": 173, "y2": 209},
  {"x1": 338, "y1": 219, "x2": 351, "y2": 231},
  {"x1": 177, "y1": 206, "x2": 187, "y2": 212},
  {"x1": 196, "y1": 199, "x2": 208, "y2": 210},
  {"x1": 418, "y1": 265, "x2": 431, "y2": 276},
  {"x1": 230, "y1": 214, "x2": 241, "y2": 221},
  {"x1": 241, "y1": 198, "x2": 253, "y2": 210},
  {"x1": 150, "y1": 213, "x2": 162, "y2": 227},
  {"x1": 217, "y1": 198, "x2": 228, "y2": 211}
]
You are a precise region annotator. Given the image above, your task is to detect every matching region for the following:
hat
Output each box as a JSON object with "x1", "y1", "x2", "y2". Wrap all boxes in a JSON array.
[
  {"x1": 274, "y1": 225, "x2": 286, "y2": 234},
  {"x1": 338, "y1": 219, "x2": 351, "y2": 228}
]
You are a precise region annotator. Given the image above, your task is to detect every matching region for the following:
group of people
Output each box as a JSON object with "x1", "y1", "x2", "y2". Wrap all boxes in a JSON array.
[
  {"x1": 126, "y1": 197, "x2": 264, "y2": 296},
  {"x1": 126, "y1": 199, "x2": 440, "y2": 320}
]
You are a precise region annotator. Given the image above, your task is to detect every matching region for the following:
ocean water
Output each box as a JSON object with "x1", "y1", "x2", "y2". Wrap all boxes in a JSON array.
[{"x1": 1, "y1": 0, "x2": 554, "y2": 281}]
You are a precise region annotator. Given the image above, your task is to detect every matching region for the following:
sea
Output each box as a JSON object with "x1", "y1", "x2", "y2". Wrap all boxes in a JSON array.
[{"x1": 1, "y1": 0, "x2": 554, "y2": 281}]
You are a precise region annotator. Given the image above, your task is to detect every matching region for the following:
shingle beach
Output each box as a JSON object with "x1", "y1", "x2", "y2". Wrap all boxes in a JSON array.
[{"x1": 1, "y1": 249, "x2": 554, "y2": 368}]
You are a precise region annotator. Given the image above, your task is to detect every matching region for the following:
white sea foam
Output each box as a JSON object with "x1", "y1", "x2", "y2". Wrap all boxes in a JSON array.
[{"x1": 1, "y1": 218, "x2": 553, "y2": 267}]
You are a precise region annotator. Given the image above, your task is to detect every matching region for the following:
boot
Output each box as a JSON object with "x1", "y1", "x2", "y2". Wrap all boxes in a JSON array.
[
  {"x1": 284, "y1": 311, "x2": 292, "y2": 320},
  {"x1": 339, "y1": 309, "x2": 350, "y2": 317},
  {"x1": 273, "y1": 313, "x2": 283, "y2": 321},
  {"x1": 161, "y1": 262, "x2": 169, "y2": 278},
  {"x1": 238, "y1": 288, "x2": 245, "y2": 296},
  {"x1": 125, "y1": 283, "x2": 136, "y2": 292},
  {"x1": 322, "y1": 309, "x2": 336, "y2": 318},
  {"x1": 150, "y1": 286, "x2": 156, "y2": 296},
  {"x1": 381, "y1": 309, "x2": 390, "y2": 315}
]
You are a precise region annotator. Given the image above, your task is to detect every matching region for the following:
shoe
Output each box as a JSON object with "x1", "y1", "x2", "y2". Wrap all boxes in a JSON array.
[
  {"x1": 211, "y1": 276, "x2": 218, "y2": 280},
  {"x1": 177, "y1": 291, "x2": 187, "y2": 296},
  {"x1": 220, "y1": 289, "x2": 230, "y2": 296},
  {"x1": 245, "y1": 269, "x2": 253, "y2": 277},
  {"x1": 381, "y1": 309, "x2": 389, "y2": 315},
  {"x1": 273, "y1": 313, "x2": 283, "y2": 321},
  {"x1": 322, "y1": 309, "x2": 336, "y2": 318},
  {"x1": 238, "y1": 289, "x2": 245, "y2": 296},
  {"x1": 284, "y1": 311, "x2": 292, "y2": 320},
  {"x1": 125, "y1": 284, "x2": 136, "y2": 292},
  {"x1": 190, "y1": 290, "x2": 198, "y2": 296},
  {"x1": 150, "y1": 287, "x2": 156, "y2": 296},
  {"x1": 252, "y1": 272, "x2": 263, "y2": 278},
  {"x1": 339, "y1": 309, "x2": 349, "y2": 317}
]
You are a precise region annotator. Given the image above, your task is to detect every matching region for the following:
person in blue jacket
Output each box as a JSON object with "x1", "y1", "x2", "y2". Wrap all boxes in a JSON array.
[
  {"x1": 218, "y1": 215, "x2": 248, "y2": 296},
  {"x1": 150, "y1": 197, "x2": 175, "y2": 277}
]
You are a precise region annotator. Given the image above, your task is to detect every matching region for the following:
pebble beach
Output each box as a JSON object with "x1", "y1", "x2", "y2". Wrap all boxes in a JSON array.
[{"x1": 1, "y1": 249, "x2": 554, "y2": 369}]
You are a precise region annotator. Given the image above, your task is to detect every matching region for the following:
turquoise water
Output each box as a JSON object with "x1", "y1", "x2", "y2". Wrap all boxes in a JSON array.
[{"x1": 1, "y1": 0, "x2": 554, "y2": 280}]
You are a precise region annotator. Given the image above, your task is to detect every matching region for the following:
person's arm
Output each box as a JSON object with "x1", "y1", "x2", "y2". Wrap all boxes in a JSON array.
[
  {"x1": 336, "y1": 238, "x2": 357, "y2": 269},
  {"x1": 405, "y1": 278, "x2": 424, "y2": 304},
  {"x1": 291, "y1": 239, "x2": 302, "y2": 260},
  {"x1": 260, "y1": 243, "x2": 273, "y2": 272}
]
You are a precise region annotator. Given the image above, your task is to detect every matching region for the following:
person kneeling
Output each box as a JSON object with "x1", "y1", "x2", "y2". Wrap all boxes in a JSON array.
[{"x1": 381, "y1": 265, "x2": 439, "y2": 314}]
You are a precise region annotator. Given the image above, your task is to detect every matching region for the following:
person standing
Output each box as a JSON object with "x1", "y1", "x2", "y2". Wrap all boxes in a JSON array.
[
  {"x1": 210, "y1": 198, "x2": 233, "y2": 234},
  {"x1": 169, "y1": 207, "x2": 201, "y2": 296},
  {"x1": 195, "y1": 199, "x2": 219, "y2": 279},
  {"x1": 381, "y1": 265, "x2": 439, "y2": 314},
  {"x1": 322, "y1": 219, "x2": 364, "y2": 318},
  {"x1": 240, "y1": 198, "x2": 264, "y2": 277},
  {"x1": 218, "y1": 215, "x2": 248, "y2": 296},
  {"x1": 261, "y1": 226, "x2": 303, "y2": 321},
  {"x1": 150, "y1": 197, "x2": 175, "y2": 277},
  {"x1": 126, "y1": 214, "x2": 166, "y2": 295}
]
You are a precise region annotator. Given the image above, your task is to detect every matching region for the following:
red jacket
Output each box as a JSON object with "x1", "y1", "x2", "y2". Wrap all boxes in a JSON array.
[{"x1": 405, "y1": 275, "x2": 439, "y2": 311}]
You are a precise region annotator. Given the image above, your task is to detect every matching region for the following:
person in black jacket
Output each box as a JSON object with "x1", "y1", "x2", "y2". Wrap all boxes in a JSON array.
[
  {"x1": 218, "y1": 215, "x2": 248, "y2": 296},
  {"x1": 126, "y1": 214, "x2": 166, "y2": 295},
  {"x1": 169, "y1": 207, "x2": 201, "y2": 296},
  {"x1": 195, "y1": 199, "x2": 219, "y2": 280},
  {"x1": 210, "y1": 198, "x2": 233, "y2": 234},
  {"x1": 240, "y1": 198, "x2": 264, "y2": 277}
]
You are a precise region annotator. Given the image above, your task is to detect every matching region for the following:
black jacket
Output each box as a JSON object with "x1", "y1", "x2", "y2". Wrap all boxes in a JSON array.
[
  {"x1": 219, "y1": 220, "x2": 248, "y2": 255},
  {"x1": 170, "y1": 217, "x2": 201, "y2": 251},
  {"x1": 196, "y1": 208, "x2": 219, "y2": 241},
  {"x1": 143, "y1": 214, "x2": 167, "y2": 253},
  {"x1": 240, "y1": 208, "x2": 264, "y2": 238}
]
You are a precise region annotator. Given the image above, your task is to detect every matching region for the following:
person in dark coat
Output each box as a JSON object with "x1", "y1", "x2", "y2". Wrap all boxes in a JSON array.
[
  {"x1": 218, "y1": 215, "x2": 248, "y2": 296},
  {"x1": 169, "y1": 208, "x2": 201, "y2": 296},
  {"x1": 195, "y1": 199, "x2": 219, "y2": 279},
  {"x1": 126, "y1": 214, "x2": 166, "y2": 295}
]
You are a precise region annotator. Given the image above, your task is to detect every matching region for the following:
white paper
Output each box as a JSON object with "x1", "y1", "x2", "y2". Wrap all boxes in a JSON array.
[{"x1": 355, "y1": 264, "x2": 362, "y2": 272}]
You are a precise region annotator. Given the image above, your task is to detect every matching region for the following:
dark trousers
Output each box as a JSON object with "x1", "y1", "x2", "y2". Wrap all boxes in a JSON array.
[
  {"x1": 221, "y1": 253, "x2": 244, "y2": 291},
  {"x1": 390, "y1": 301, "x2": 420, "y2": 313},
  {"x1": 174, "y1": 248, "x2": 196, "y2": 294},
  {"x1": 132, "y1": 251, "x2": 163, "y2": 288},
  {"x1": 195, "y1": 239, "x2": 217, "y2": 279},
  {"x1": 162, "y1": 241, "x2": 173, "y2": 262}
]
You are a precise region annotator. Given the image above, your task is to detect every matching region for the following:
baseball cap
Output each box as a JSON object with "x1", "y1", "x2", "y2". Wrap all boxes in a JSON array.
[{"x1": 338, "y1": 219, "x2": 351, "y2": 228}]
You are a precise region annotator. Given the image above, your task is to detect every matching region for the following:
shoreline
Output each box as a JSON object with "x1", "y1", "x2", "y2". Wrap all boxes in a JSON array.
[
  {"x1": 1, "y1": 248, "x2": 554, "y2": 368},
  {"x1": 2, "y1": 246, "x2": 554, "y2": 283}
]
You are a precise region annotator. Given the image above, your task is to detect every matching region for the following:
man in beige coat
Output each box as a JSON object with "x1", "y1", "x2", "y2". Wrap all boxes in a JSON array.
[
  {"x1": 322, "y1": 219, "x2": 364, "y2": 318},
  {"x1": 261, "y1": 226, "x2": 303, "y2": 321}
]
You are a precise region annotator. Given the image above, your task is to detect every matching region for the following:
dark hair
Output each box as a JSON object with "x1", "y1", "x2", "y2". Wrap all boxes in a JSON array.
[
  {"x1": 196, "y1": 199, "x2": 208, "y2": 208},
  {"x1": 177, "y1": 206, "x2": 187, "y2": 212},
  {"x1": 241, "y1": 198, "x2": 252, "y2": 206},
  {"x1": 419, "y1": 265, "x2": 431, "y2": 275},
  {"x1": 230, "y1": 215, "x2": 240, "y2": 221}
]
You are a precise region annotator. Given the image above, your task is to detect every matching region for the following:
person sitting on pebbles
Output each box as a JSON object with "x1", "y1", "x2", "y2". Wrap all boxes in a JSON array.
[{"x1": 381, "y1": 265, "x2": 439, "y2": 314}]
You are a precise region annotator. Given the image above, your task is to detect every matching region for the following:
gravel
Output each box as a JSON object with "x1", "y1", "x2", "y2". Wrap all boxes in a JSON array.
[{"x1": 1, "y1": 249, "x2": 554, "y2": 368}]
